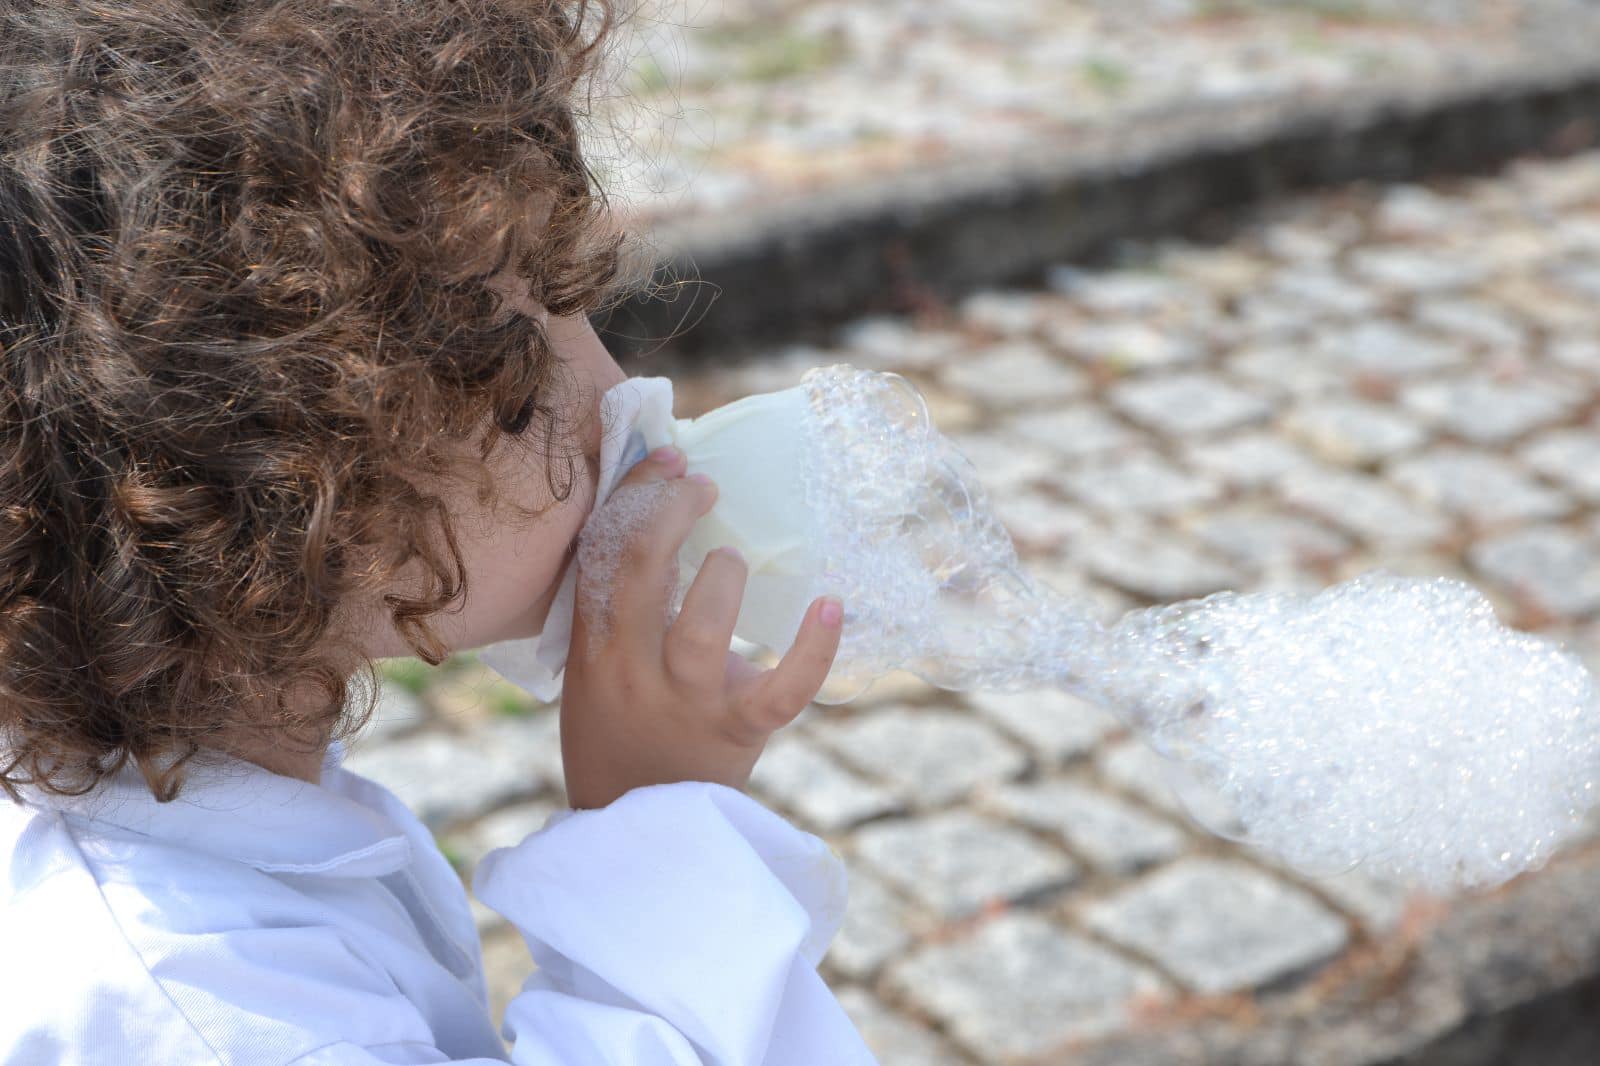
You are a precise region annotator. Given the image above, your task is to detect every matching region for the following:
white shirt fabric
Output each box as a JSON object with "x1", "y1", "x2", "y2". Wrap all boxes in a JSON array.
[{"x1": 0, "y1": 738, "x2": 878, "y2": 1065}]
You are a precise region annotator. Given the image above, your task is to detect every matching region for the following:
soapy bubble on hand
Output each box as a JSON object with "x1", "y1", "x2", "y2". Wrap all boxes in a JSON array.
[{"x1": 575, "y1": 480, "x2": 681, "y2": 659}]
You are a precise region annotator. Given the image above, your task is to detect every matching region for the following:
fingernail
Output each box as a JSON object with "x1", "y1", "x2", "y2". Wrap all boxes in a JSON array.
[
  {"x1": 687, "y1": 472, "x2": 713, "y2": 486},
  {"x1": 650, "y1": 445, "x2": 682, "y2": 463},
  {"x1": 819, "y1": 598, "x2": 843, "y2": 628}
]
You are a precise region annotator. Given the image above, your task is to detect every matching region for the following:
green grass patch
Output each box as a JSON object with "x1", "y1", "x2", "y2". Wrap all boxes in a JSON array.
[
  {"x1": 631, "y1": 54, "x2": 672, "y2": 94},
  {"x1": 1198, "y1": 0, "x2": 1415, "y2": 22},
  {"x1": 703, "y1": 24, "x2": 844, "y2": 84},
  {"x1": 436, "y1": 835, "x2": 469, "y2": 877},
  {"x1": 486, "y1": 679, "x2": 541, "y2": 718},
  {"x1": 377, "y1": 657, "x2": 434, "y2": 696},
  {"x1": 1081, "y1": 57, "x2": 1132, "y2": 97}
]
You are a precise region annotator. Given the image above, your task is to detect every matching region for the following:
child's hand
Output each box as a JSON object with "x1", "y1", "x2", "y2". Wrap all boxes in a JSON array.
[{"x1": 559, "y1": 445, "x2": 844, "y2": 811}]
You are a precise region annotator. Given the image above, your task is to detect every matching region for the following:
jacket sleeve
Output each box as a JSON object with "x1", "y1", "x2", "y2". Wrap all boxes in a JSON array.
[
  {"x1": 470, "y1": 780, "x2": 878, "y2": 1066},
  {"x1": 289, "y1": 781, "x2": 878, "y2": 1066}
]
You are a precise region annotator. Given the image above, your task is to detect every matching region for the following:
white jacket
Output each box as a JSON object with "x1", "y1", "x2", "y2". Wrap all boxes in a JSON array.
[{"x1": 0, "y1": 738, "x2": 877, "y2": 1065}]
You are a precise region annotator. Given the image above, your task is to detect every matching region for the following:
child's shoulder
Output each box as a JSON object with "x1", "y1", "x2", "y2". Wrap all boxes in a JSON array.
[
  {"x1": 1, "y1": 800, "x2": 218, "y2": 1062},
  {"x1": 1, "y1": 798, "x2": 430, "y2": 1063}
]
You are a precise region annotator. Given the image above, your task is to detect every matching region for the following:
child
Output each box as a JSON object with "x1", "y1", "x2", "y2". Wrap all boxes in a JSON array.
[{"x1": 0, "y1": 1, "x2": 873, "y2": 1062}]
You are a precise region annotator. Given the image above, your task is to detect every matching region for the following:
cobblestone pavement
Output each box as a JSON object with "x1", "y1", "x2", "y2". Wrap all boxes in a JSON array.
[
  {"x1": 349, "y1": 148, "x2": 1600, "y2": 1063},
  {"x1": 592, "y1": 0, "x2": 1600, "y2": 229}
]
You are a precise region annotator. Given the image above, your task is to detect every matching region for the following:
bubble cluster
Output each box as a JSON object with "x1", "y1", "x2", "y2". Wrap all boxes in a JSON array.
[
  {"x1": 796, "y1": 366, "x2": 1103, "y2": 703},
  {"x1": 789, "y1": 364, "x2": 1600, "y2": 890},
  {"x1": 1093, "y1": 573, "x2": 1600, "y2": 890}
]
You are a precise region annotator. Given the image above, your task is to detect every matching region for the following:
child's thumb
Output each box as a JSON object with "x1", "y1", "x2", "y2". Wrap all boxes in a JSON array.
[{"x1": 615, "y1": 444, "x2": 686, "y2": 488}]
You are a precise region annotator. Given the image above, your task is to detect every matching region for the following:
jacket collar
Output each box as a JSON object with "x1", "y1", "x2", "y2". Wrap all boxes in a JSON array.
[{"x1": 17, "y1": 738, "x2": 414, "y2": 878}]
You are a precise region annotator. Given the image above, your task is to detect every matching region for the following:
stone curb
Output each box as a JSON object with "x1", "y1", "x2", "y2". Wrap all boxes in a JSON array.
[
  {"x1": 598, "y1": 54, "x2": 1600, "y2": 366},
  {"x1": 1057, "y1": 842, "x2": 1600, "y2": 1066}
]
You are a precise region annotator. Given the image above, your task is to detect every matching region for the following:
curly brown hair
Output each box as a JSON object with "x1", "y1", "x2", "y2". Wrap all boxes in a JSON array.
[{"x1": 0, "y1": 0, "x2": 658, "y2": 803}]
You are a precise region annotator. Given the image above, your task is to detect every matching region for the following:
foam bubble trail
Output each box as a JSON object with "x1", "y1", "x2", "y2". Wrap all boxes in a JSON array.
[{"x1": 792, "y1": 365, "x2": 1600, "y2": 891}]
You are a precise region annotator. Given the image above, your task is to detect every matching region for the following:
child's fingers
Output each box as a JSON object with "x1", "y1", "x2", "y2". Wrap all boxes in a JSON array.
[
  {"x1": 741, "y1": 597, "x2": 843, "y2": 733},
  {"x1": 663, "y1": 546, "x2": 747, "y2": 688},
  {"x1": 615, "y1": 474, "x2": 719, "y2": 649}
]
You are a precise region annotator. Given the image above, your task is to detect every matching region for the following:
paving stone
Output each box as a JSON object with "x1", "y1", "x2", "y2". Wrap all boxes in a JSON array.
[
  {"x1": 812, "y1": 706, "x2": 1029, "y2": 806},
  {"x1": 1386, "y1": 446, "x2": 1574, "y2": 525},
  {"x1": 351, "y1": 679, "x2": 431, "y2": 746},
  {"x1": 1348, "y1": 245, "x2": 1489, "y2": 292},
  {"x1": 1468, "y1": 524, "x2": 1600, "y2": 619},
  {"x1": 342, "y1": 727, "x2": 549, "y2": 830},
  {"x1": 1312, "y1": 320, "x2": 1474, "y2": 376},
  {"x1": 963, "y1": 688, "x2": 1119, "y2": 765},
  {"x1": 852, "y1": 810, "x2": 1078, "y2": 920},
  {"x1": 1049, "y1": 319, "x2": 1203, "y2": 371},
  {"x1": 1187, "y1": 505, "x2": 1352, "y2": 574},
  {"x1": 1544, "y1": 261, "x2": 1600, "y2": 304},
  {"x1": 1547, "y1": 333, "x2": 1600, "y2": 377},
  {"x1": 990, "y1": 488, "x2": 1095, "y2": 554},
  {"x1": 748, "y1": 730, "x2": 904, "y2": 832},
  {"x1": 827, "y1": 862, "x2": 926, "y2": 982},
  {"x1": 1399, "y1": 375, "x2": 1583, "y2": 445},
  {"x1": 833, "y1": 987, "x2": 967, "y2": 1066},
  {"x1": 1005, "y1": 405, "x2": 1143, "y2": 460},
  {"x1": 1098, "y1": 739, "x2": 1243, "y2": 838},
  {"x1": 447, "y1": 799, "x2": 562, "y2": 874},
  {"x1": 1082, "y1": 858, "x2": 1350, "y2": 995},
  {"x1": 978, "y1": 779, "x2": 1188, "y2": 875},
  {"x1": 479, "y1": 921, "x2": 535, "y2": 1030},
  {"x1": 1491, "y1": 274, "x2": 1600, "y2": 333},
  {"x1": 721, "y1": 344, "x2": 839, "y2": 395},
  {"x1": 1511, "y1": 151, "x2": 1600, "y2": 207},
  {"x1": 958, "y1": 289, "x2": 1069, "y2": 337},
  {"x1": 1278, "y1": 466, "x2": 1452, "y2": 549},
  {"x1": 1413, "y1": 297, "x2": 1529, "y2": 351},
  {"x1": 1374, "y1": 184, "x2": 1474, "y2": 239},
  {"x1": 1231, "y1": 293, "x2": 1321, "y2": 343},
  {"x1": 1281, "y1": 398, "x2": 1431, "y2": 466},
  {"x1": 1260, "y1": 215, "x2": 1359, "y2": 263},
  {"x1": 1154, "y1": 243, "x2": 1272, "y2": 298},
  {"x1": 468, "y1": 897, "x2": 508, "y2": 936},
  {"x1": 1106, "y1": 373, "x2": 1274, "y2": 437},
  {"x1": 1225, "y1": 343, "x2": 1348, "y2": 400},
  {"x1": 1269, "y1": 266, "x2": 1385, "y2": 317},
  {"x1": 1474, "y1": 225, "x2": 1558, "y2": 275},
  {"x1": 475, "y1": 711, "x2": 566, "y2": 793},
  {"x1": 1050, "y1": 268, "x2": 1208, "y2": 319},
  {"x1": 1299, "y1": 866, "x2": 1417, "y2": 937},
  {"x1": 1060, "y1": 451, "x2": 1225, "y2": 518},
  {"x1": 1518, "y1": 425, "x2": 1600, "y2": 504},
  {"x1": 1024, "y1": 556, "x2": 1142, "y2": 626},
  {"x1": 1187, "y1": 431, "x2": 1320, "y2": 491},
  {"x1": 839, "y1": 316, "x2": 967, "y2": 371},
  {"x1": 940, "y1": 340, "x2": 1088, "y2": 406},
  {"x1": 885, "y1": 912, "x2": 1170, "y2": 1060},
  {"x1": 1550, "y1": 208, "x2": 1600, "y2": 256},
  {"x1": 1079, "y1": 523, "x2": 1247, "y2": 602},
  {"x1": 944, "y1": 431, "x2": 1058, "y2": 495}
]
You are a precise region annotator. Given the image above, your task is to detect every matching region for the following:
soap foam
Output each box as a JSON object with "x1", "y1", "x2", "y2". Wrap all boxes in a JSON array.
[
  {"x1": 1096, "y1": 572, "x2": 1599, "y2": 891},
  {"x1": 574, "y1": 480, "x2": 682, "y2": 659},
  {"x1": 790, "y1": 364, "x2": 1600, "y2": 889}
]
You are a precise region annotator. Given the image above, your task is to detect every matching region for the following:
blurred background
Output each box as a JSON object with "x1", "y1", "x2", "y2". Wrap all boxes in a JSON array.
[{"x1": 348, "y1": 2, "x2": 1600, "y2": 1062}]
